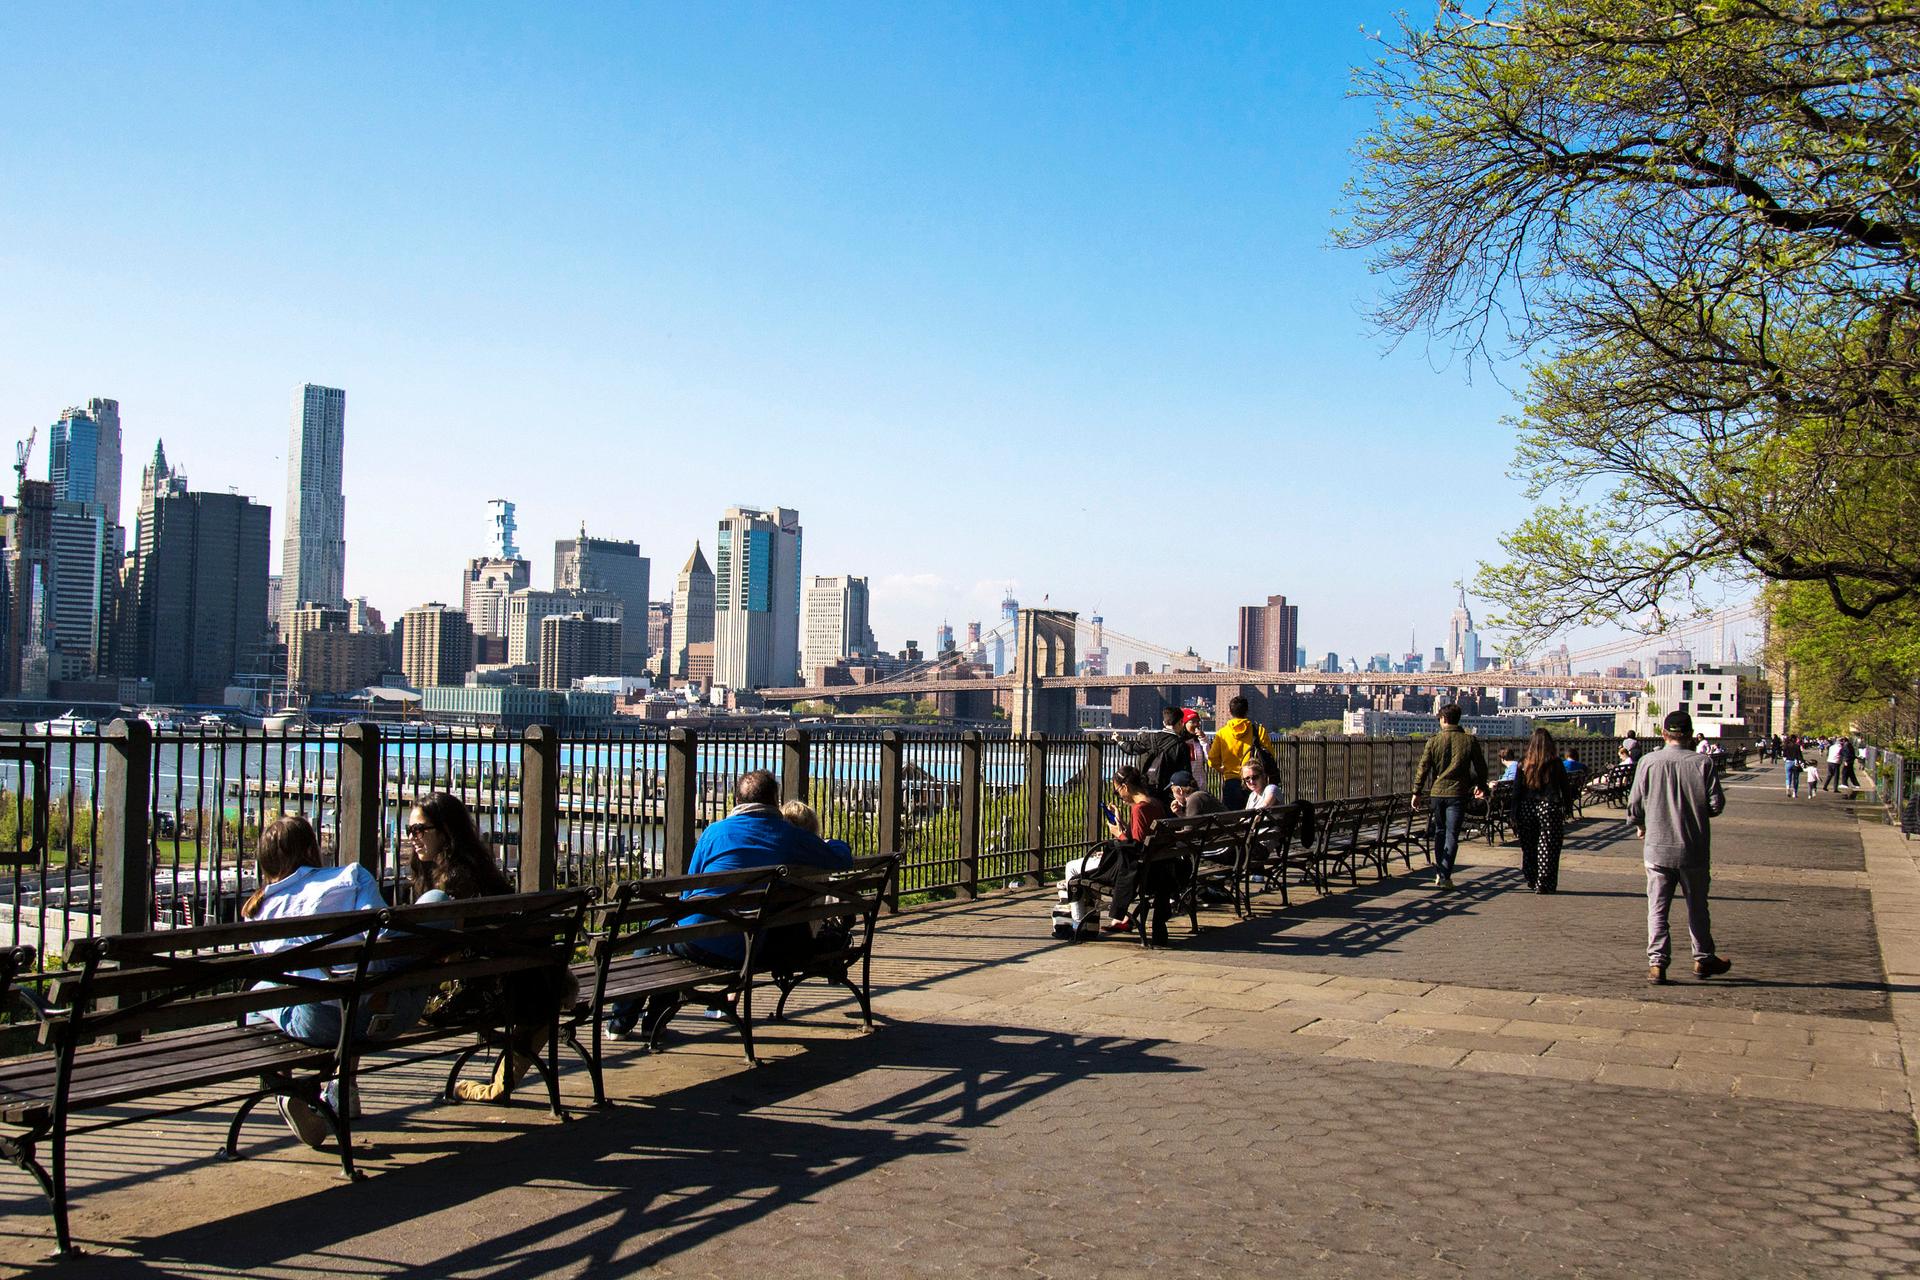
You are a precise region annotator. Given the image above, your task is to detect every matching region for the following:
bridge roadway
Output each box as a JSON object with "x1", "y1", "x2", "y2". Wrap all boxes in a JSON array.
[{"x1": 760, "y1": 668, "x2": 1644, "y2": 701}]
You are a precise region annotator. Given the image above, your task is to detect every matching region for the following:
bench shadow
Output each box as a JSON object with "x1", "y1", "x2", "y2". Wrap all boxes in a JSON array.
[{"x1": 13, "y1": 1019, "x2": 1197, "y2": 1277}]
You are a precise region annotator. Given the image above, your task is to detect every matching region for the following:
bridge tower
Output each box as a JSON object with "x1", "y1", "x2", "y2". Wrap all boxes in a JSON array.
[{"x1": 1010, "y1": 608, "x2": 1078, "y2": 736}]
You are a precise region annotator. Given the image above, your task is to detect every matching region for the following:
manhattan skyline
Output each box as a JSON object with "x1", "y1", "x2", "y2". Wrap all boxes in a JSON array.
[{"x1": 1, "y1": 4, "x2": 1703, "y2": 663}]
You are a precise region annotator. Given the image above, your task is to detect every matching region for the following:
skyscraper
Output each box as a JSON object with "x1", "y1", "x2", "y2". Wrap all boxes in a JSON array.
[
  {"x1": 553, "y1": 526, "x2": 650, "y2": 673},
  {"x1": 400, "y1": 603, "x2": 473, "y2": 689},
  {"x1": 1447, "y1": 586, "x2": 1482, "y2": 673},
  {"x1": 279, "y1": 384, "x2": 347, "y2": 634},
  {"x1": 462, "y1": 556, "x2": 530, "y2": 639},
  {"x1": 668, "y1": 542, "x2": 714, "y2": 679},
  {"x1": 116, "y1": 451, "x2": 271, "y2": 703},
  {"x1": 486, "y1": 498, "x2": 519, "y2": 559},
  {"x1": 506, "y1": 588, "x2": 621, "y2": 668},
  {"x1": 50, "y1": 400, "x2": 121, "y2": 517},
  {"x1": 997, "y1": 588, "x2": 1019, "y2": 676},
  {"x1": 1236, "y1": 594, "x2": 1299, "y2": 673},
  {"x1": 538, "y1": 612, "x2": 623, "y2": 689},
  {"x1": 800, "y1": 574, "x2": 874, "y2": 678},
  {"x1": 713, "y1": 506, "x2": 802, "y2": 689}
]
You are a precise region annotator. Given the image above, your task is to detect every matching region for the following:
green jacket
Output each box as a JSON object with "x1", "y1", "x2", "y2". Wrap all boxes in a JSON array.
[{"x1": 1413, "y1": 726, "x2": 1488, "y2": 799}]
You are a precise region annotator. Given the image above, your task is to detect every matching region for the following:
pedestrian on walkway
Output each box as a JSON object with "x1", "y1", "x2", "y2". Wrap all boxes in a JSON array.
[
  {"x1": 1824, "y1": 737, "x2": 1846, "y2": 792},
  {"x1": 1511, "y1": 727, "x2": 1572, "y2": 893},
  {"x1": 1627, "y1": 710, "x2": 1730, "y2": 984},
  {"x1": 1411, "y1": 703, "x2": 1488, "y2": 891},
  {"x1": 1207, "y1": 696, "x2": 1274, "y2": 810},
  {"x1": 1840, "y1": 736, "x2": 1860, "y2": 790},
  {"x1": 1782, "y1": 735, "x2": 1803, "y2": 796}
]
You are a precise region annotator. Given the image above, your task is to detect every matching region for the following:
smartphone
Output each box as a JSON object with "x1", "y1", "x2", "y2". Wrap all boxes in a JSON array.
[{"x1": 1102, "y1": 804, "x2": 1119, "y2": 825}]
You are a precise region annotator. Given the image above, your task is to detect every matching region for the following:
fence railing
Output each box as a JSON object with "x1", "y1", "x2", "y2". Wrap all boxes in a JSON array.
[{"x1": 0, "y1": 721, "x2": 1635, "y2": 967}]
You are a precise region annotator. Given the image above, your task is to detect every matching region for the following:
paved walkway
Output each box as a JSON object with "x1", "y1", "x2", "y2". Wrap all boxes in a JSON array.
[{"x1": 2, "y1": 766, "x2": 1918, "y2": 1276}]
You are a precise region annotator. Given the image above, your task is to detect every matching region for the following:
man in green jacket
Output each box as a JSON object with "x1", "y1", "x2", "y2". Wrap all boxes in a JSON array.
[{"x1": 1411, "y1": 704, "x2": 1489, "y2": 890}]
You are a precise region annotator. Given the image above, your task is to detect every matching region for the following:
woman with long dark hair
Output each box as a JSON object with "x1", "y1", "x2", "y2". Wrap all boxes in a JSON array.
[{"x1": 1511, "y1": 729, "x2": 1573, "y2": 893}]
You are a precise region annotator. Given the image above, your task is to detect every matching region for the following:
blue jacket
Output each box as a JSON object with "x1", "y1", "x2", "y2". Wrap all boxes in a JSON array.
[{"x1": 685, "y1": 805, "x2": 853, "y2": 961}]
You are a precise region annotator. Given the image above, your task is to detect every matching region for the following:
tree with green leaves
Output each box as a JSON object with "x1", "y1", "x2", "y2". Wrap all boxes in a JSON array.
[
  {"x1": 1344, "y1": 2, "x2": 1920, "y2": 645},
  {"x1": 1768, "y1": 579, "x2": 1920, "y2": 741}
]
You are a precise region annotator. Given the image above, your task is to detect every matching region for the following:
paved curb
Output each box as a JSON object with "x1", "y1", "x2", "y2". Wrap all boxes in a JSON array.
[{"x1": 1855, "y1": 798, "x2": 1920, "y2": 1142}]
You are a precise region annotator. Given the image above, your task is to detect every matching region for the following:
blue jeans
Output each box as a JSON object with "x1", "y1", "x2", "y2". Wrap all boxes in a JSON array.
[
  {"x1": 1428, "y1": 797, "x2": 1466, "y2": 877},
  {"x1": 252, "y1": 982, "x2": 433, "y2": 1046}
]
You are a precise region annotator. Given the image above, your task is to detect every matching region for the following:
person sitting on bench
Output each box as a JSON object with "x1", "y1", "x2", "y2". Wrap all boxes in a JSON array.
[
  {"x1": 1060, "y1": 766, "x2": 1171, "y2": 939},
  {"x1": 606, "y1": 770, "x2": 852, "y2": 1041}
]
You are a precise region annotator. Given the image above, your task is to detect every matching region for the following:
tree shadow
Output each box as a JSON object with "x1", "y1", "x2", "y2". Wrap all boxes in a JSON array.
[{"x1": 11, "y1": 1019, "x2": 1196, "y2": 1276}]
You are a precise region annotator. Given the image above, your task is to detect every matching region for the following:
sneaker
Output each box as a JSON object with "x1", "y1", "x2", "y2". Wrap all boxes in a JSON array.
[
  {"x1": 1694, "y1": 955, "x2": 1732, "y2": 979},
  {"x1": 320, "y1": 1080, "x2": 361, "y2": 1120},
  {"x1": 1647, "y1": 965, "x2": 1668, "y2": 985},
  {"x1": 277, "y1": 1095, "x2": 330, "y2": 1149},
  {"x1": 1430, "y1": 874, "x2": 1447, "y2": 889}
]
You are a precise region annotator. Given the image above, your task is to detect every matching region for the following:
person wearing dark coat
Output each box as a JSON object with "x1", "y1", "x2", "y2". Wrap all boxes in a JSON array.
[{"x1": 1511, "y1": 728, "x2": 1574, "y2": 893}]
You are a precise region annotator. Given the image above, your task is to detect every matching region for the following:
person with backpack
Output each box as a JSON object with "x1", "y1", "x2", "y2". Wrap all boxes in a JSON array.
[
  {"x1": 1208, "y1": 696, "x2": 1274, "y2": 809},
  {"x1": 1124, "y1": 706, "x2": 1200, "y2": 803}
]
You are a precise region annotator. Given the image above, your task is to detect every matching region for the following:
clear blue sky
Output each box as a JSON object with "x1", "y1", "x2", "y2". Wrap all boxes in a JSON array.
[{"x1": 1, "y1": 2, "x2": 1555, "y2": 664}]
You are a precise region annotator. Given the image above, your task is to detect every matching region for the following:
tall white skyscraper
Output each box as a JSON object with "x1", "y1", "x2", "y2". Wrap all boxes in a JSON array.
[
  {"x1": 800, "y1": 574, "x2": 874, "y2": 678},
  {"x1": 279, "y1": 384, "x2": 347, "y2": 634},
  {"x1": 487, "y1": 498, "x2": 519, "y2": 559},
  {"x1": 1447, "y1": 585, "x2": 1482, "y2": 674},
  {"x1": 713, "y1": 506, "x2": 802, "y2": 689},
  {"x1": 668, "y1": 541, "x2": 714, "y2": 678}
]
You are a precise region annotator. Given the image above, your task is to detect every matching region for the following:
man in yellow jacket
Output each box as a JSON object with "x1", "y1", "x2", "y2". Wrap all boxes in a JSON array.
[{"x1": 1207, "y1": 696, "x2": 1274, "y2": 809}]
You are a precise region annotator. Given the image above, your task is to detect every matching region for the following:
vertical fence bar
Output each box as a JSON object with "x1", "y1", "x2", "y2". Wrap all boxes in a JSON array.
[
  {"x1": 878, "y1": 731, "x2": 903, "y2": 910},
  {"x1": 1024, "y1": 736, "x2": 1047, "y2": 883},
  {"x1": 101, "y1": 719, "x2": 152, "y2": 937},
  {"x1": 519, "y1": 725, "x2": 559, "y2": 893},
  {"x1": 663, "y1": 728, "x2": 697, "y2": 877},
  {"x1": 957, "y1": 730, "x2": 982, "y2": 899},
  {"x1": 781, "y1": 728, "x2": 810, "y2": 806},
  {"x1": 338, "y1": 722, "x2": 382, "y2": 875},
  {"x1": 1083, "y1": 739, "x2": 1104, "y2": 846}
]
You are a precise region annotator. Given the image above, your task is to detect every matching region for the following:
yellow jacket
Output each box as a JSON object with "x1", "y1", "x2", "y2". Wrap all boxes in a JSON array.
[{"x1": 1207, "y1": 717, "x2": 1273, "y2": 775}]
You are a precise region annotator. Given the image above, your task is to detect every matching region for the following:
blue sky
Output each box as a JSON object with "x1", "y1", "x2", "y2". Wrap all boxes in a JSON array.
[{"x1": 1, "y1": 2, "x2": 1559, "y2": 665}]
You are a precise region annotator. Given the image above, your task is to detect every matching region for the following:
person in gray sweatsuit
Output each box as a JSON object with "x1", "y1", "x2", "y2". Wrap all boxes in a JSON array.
[{"x1": 1627, "y1": 709, "x2": 1730, "y2": 983}]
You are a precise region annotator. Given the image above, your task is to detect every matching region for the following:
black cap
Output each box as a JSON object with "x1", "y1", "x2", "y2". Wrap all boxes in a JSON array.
[
  {"x1": 1169, "y1": 771, "x2": 1196, "y2": 788},
  {"x1": 1663, "y1": 709, "x2": 1693, "y2": 736}
]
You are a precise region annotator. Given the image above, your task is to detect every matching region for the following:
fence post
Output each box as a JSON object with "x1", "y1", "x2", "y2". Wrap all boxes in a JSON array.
[
  {"x1": 781, "y1": 727, "x2": 810, "y2": 806},
  {"x1": 100, "y1": 719, "x2": 152, "y2": 937},
  {"x1": 338, "y1": 722, "x2": 382, "y2": 875},
  {"x1": 1288, "y1": 741, "x2": 1302, "y2": 805},
  {"x1": 878, "y1": 731, "x2": 904, "y2": 911},
  {"x1": 1025, "y1": 736, "x2": 1048, "y2": 883},
  {"x1": 958, "y1": 731, "x2": 983, "y2": 899},
  {"x1": 1083, "y1": 738, "x2": 1105, "y2": 846},
  {"x1": 519, "y1": 725, "x2": 559, "y2": 892},
  {"x1": 663, "y1": 727, "x2": 697, "y2": 877}
]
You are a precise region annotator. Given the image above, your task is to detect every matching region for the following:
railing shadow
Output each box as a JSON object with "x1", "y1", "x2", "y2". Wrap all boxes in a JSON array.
[{"x1": 9, "y1": 1019, "x2": 1195, "y2": 1276}]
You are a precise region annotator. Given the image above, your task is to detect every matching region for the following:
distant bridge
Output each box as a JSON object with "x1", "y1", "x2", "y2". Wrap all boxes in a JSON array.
[{"x1": 759, "y1": 669, "x2": 1642, "y2": 700}]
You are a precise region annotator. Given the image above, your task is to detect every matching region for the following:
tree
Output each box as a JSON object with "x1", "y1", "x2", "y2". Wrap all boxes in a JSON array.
[
  {"x1": 1768, "y1": 579, "x2": 1920, "y2": 741},
  {"x1": 1344, "y1": 2, "x2": 1920, "y2": 644}
]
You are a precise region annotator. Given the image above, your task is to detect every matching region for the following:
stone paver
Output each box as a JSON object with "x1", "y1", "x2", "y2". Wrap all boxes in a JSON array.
[{"x1": 0, "y1": 764, "x2": 1916, "y2": 1277}]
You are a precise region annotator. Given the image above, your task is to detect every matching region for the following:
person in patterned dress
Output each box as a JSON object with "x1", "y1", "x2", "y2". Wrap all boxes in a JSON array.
[{"x1": 1511, "y1": 728, "x2": 1573, "y2": 893}]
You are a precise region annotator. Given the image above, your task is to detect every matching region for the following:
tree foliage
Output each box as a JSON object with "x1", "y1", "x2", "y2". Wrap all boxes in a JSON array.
[
  {"x1": 1344, "y1": 2, "x2": 1920, "y2": 644},
  {"x1": 1767, "y1": 579, "x2": 1920, "y2": 740}
]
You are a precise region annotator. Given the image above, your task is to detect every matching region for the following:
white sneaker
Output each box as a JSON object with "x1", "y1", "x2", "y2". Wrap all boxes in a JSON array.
[
  {"x1": 277, "y1": 1095, "x2": 330, "y2": 1149},
  {"x1": 321, "y1": 1080, "x2": 361, "y2": 1120},
  {"x1": 1430, "y1": 874, "x2": 1447, "y2": 889}
]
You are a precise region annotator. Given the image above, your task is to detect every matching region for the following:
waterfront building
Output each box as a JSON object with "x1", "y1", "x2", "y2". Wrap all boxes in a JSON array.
[
  {"x1": 506, "y1": 587, "x2": 620, "y2": 669},
  {"x1": 279, "y1": 383, "x2": 347, "y2": 634},
  {"x1": 401, "y1": 603, "x2": 472, "y2": 689},
  {"x1": 800, "y1": 573, "x2": 875, "y2": 679},
  {"x1": 538, "y1": 611, "x2": 624, "y2": 689},
  {"x1": 116, "y1": 452, "x2": 271, "y2": 703},
  {"x1": 418, "y1": 683, "x2": 612, "y2": 731},
  {"x1": 1343, "y1": 708, "x2": 1533, "y2": 738},
  {"x1": 713, "y1": 506, "x2": 802, "y2": 689},
  {"x1": 462, "y1": 555, "x2": 530, "y2": 638},
  {"x1": 668, "y1": 542, "x2": 715, "y2": 679},
  {"x1": 553, "y1": 526, "x2": 650, "y2": 673},
  {"x1": 287, "y1": 603, "x2": 385, "y2": 694},
  {"x1": 1236, "y1": 594, "x2": 1299, "y2": 674}
]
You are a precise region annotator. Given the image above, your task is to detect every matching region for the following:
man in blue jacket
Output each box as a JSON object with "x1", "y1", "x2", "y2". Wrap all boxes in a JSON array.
[{"x1": 608, "y1": 769, "x2": 851, "y2": 1038}]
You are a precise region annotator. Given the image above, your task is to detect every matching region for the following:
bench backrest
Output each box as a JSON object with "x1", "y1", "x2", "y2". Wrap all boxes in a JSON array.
[
  {"x1": 592, "y1": 866, "x2": 788, "y2": 971},
  {"x1": 49, "y1": 889, "x2": 588, "y2": 1044},
  {"x1": 759, "y1": 854, "x2": 900, "y2": 955}
]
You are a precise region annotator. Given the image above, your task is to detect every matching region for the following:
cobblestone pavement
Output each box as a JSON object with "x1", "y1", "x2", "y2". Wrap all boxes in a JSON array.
[{"x1": 1, "y1": 766, "x2": 1917, "y2": 1277}]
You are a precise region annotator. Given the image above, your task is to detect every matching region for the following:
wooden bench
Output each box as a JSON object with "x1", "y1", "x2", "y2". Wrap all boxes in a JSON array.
[
  {"x1": 0, "y1": 889, "x2": 586, "y2": 1255},
  {"x1": 1579, "y1": 762, "x2": 1635, "y2": 815},
  {"x1": 563, "y1": 856, "x2": 901, "y2": 1106}
]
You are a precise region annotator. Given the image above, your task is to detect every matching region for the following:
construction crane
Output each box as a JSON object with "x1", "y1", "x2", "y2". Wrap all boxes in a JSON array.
[{"x1": 13, "y1": 425, "x2": 34, "y2": 495}]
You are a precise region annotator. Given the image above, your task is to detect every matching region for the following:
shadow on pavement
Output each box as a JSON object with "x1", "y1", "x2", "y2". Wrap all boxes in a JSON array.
[{"x1": 12, "y1": 1018, "x2": 1196, "y2": 1277}]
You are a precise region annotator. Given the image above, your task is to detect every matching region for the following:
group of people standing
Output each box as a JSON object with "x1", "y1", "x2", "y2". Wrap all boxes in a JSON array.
[{"x1": 1768, "y1": 733, "x2": 1860, "y2": 797}]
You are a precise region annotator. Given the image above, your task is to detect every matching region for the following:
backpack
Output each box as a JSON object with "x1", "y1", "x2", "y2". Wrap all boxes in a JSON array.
[
  {"x1": 1141, "y1": 732, "x2": 1191, "y2": 794},
  {"x1": 1245, "y1": 722, "x2": 1281, "y2": 784}
]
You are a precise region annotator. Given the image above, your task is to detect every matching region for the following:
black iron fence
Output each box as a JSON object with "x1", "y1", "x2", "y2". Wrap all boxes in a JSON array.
[{"x1": 0, "y1": 720, "x2": 1631, "y2": 967}]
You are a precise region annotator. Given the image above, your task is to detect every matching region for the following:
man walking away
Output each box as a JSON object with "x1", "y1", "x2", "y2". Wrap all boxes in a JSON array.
[
  {"x1": 1208, "y1": 696, "x2": 1274, "y2": 809},
  {"x1": 1628, "y1": 710, "x2": 1729, "y2": 984},
  {"x1": 1840, "y1": 736, "x2": 1860, "y2": 791},
  {"x1": 1411, "y1": 704, "x2": 1488, "y2": 890}
]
